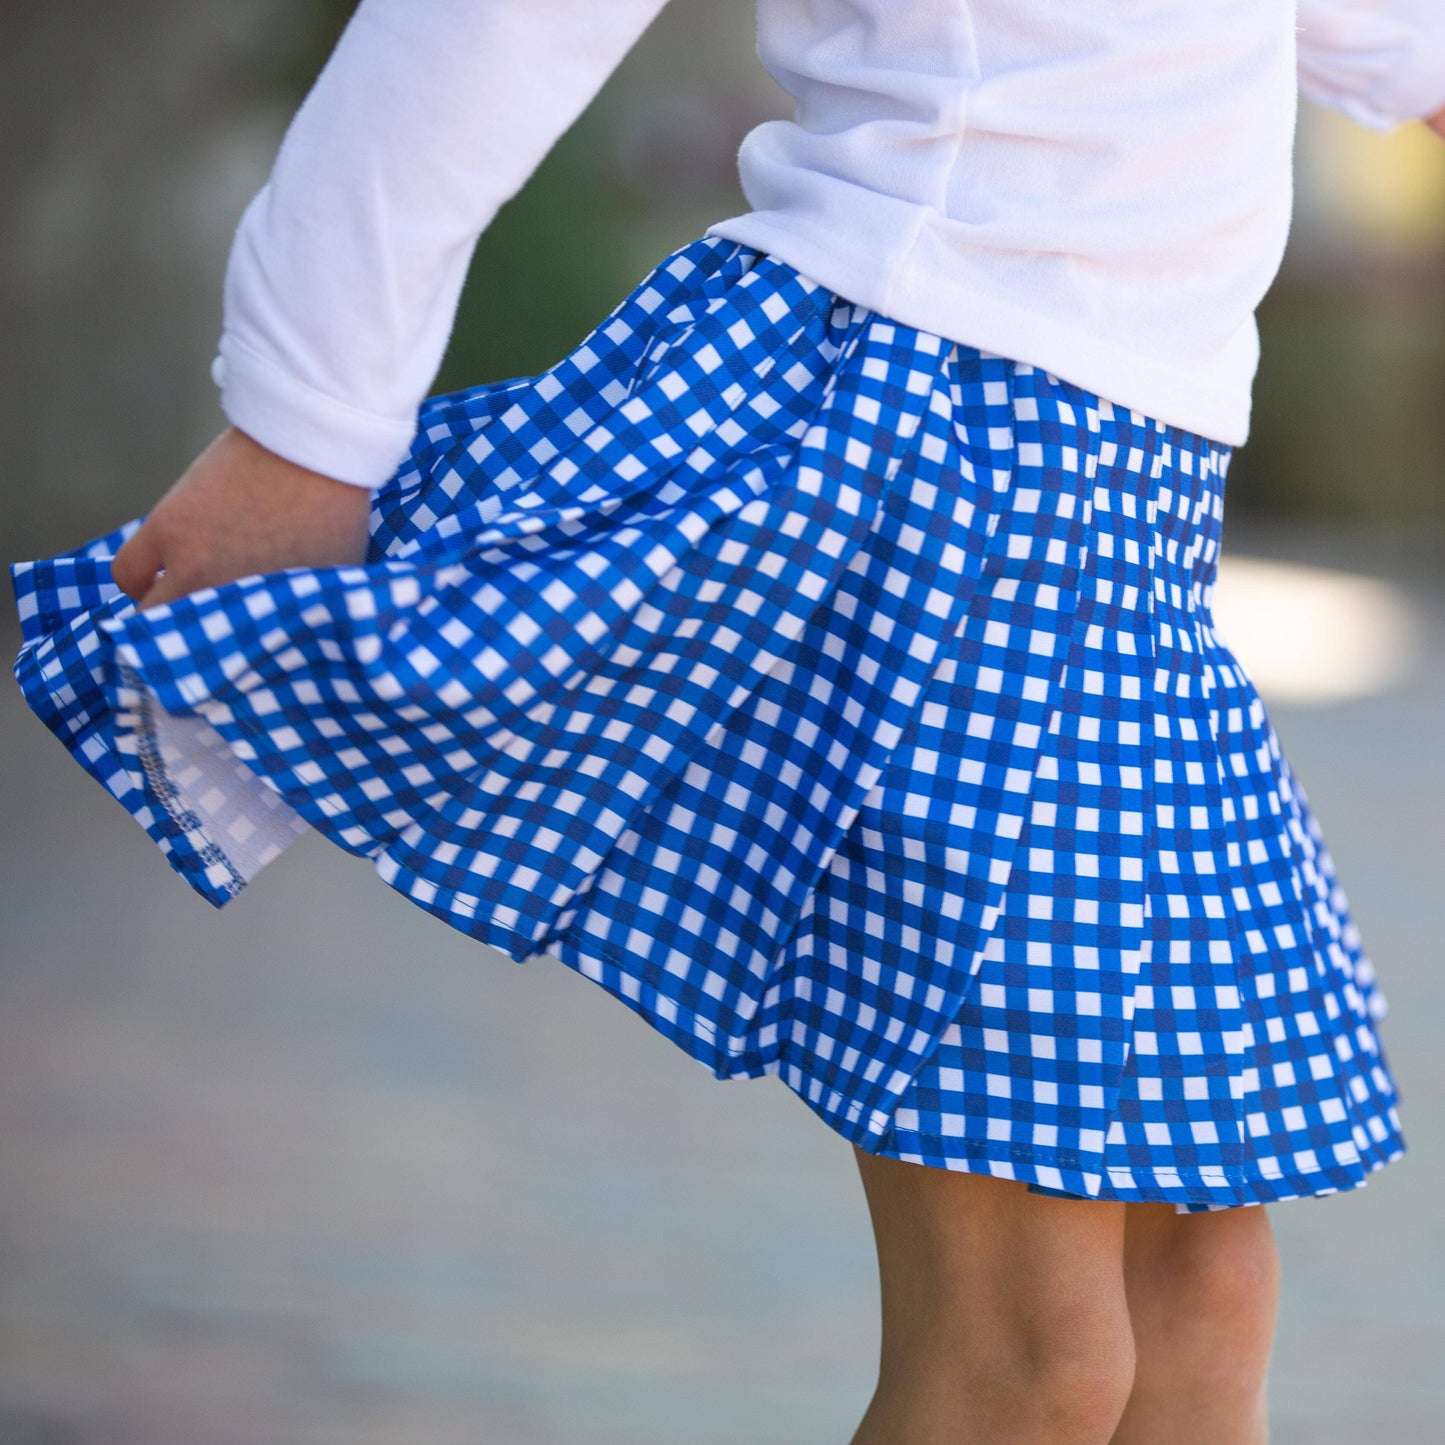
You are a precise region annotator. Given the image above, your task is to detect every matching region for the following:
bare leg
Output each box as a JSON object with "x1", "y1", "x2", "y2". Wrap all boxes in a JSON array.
[
  {"x1": 849, "y1": 1148, "x2": 1137, "y2": 1445},
  {"x1": 1109, "y1": 1200, "x2": 1280, "y2": 1445}
]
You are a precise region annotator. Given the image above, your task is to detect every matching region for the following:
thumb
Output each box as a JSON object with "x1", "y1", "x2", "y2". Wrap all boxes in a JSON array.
[{"x1": 110, "y1": 520, "x2": 165, "y2": 604}]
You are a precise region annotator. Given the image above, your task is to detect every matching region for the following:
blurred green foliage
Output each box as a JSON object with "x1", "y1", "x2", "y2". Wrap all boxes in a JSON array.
[
  {"x1": 293, "y1": 0, "x2": 716, "y2": 391},
  {"x1": 1238, "y1": 283, "x2": 1445, "y2": 530}
]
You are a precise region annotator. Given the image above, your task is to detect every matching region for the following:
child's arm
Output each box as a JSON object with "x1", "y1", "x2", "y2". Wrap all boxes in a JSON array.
[
  {"x1": 112, "y1": 0, "x2": 672, "y2": 611},
  {"x1": 1296, "y1": 0, "x2": 1445, "y2": 133}
]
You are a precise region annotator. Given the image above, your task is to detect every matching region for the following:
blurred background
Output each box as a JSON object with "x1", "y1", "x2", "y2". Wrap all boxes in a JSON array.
[{"x1": 2, "y1": 2, "x2": 1442, "y2": 1441}]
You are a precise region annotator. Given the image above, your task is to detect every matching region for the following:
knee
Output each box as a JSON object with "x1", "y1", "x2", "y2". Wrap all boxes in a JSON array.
[
  {"x1": 873, "y1": 1262, "x2": 1137, "y2": 1442},
  {"x1": 877, "y1": 1300, "x2": 1136, "y2": 1445},
  {"x1": 992, "y1": 1302, "x2": 1137, "y2": 1441}
]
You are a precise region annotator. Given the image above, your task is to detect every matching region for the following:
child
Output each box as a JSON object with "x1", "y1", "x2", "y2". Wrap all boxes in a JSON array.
[{"x1": 13, "y1": 3, "x2": 1443, "y2": 1440}]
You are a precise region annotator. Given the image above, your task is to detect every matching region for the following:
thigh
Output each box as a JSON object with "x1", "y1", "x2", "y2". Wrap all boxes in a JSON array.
[
  {"x1": 1110, "y1": 1201, "x2": 1278, "y2": 1445},
  {"x1": 853, "y1": 1147, "x2": 1131, "y2": 1348},
  {"x1": 1121, "y1": 1197, "x2": 1280, "y2": 1333}
]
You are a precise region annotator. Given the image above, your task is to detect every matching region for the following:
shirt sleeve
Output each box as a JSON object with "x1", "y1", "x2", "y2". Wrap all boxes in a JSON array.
[
  {"x1": 213, "y1": 0, "x2": 674, "y2": 489},
  {"x1": 1296, "y1": 0, "x2": 1445, "y2": 133}
]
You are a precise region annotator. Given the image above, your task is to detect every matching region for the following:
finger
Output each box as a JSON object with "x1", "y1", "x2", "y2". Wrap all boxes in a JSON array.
[
  {"x1": 133, "y1": 569, "x2": 196, "y2": 613},
  {"x1": 132, "y1": 577, "x2": 170, "y2": 613},
  {"x1": 110, "y1": 521, "x2": 166, "y2": 603}
]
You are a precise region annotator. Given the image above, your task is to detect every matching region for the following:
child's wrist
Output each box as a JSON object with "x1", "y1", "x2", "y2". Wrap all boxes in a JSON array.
[{"x1": 223, "y1": 425, "x2": 367, "y2": 499}]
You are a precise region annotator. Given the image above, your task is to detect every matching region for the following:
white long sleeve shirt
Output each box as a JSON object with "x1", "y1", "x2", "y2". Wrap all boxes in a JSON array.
[{"x1": 213, "y1": 1, "x2": 1445, "y2": 488}]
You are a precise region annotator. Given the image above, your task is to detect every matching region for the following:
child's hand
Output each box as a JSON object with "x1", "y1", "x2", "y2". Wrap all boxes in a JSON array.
[
  {"x1": 110, "y1": 427, "x2": 374, "y2": 611},
  {"x1": 1430, "y1": 106, "x2": 1445, "y2": 141}
]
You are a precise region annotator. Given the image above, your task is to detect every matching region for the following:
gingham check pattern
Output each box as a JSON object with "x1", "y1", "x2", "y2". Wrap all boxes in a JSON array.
[{"x1": 11, "y1": 233, "x2": 1405, "y2": 1210}]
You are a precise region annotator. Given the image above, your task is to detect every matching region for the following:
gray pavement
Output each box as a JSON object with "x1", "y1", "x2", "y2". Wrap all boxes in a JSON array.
[{"x1": 1, "y1": 519, "x2": 1442, "y2": 1443}]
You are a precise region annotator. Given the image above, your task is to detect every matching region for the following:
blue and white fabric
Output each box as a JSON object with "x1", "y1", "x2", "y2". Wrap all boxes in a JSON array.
[{"x1": 10, "y1": 233, "x2": 1406, "y2": 1212}]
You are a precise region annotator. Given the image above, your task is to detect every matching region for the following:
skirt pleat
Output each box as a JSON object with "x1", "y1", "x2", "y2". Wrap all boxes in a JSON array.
[{"x1": 10, "y1": 233, "x2": 1405, "y2": 1210}]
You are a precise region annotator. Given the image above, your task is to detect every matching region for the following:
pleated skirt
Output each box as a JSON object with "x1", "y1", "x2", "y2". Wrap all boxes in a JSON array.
[{"x1": 10, "y1": 233, "x2": 1407, "y2": 1212}]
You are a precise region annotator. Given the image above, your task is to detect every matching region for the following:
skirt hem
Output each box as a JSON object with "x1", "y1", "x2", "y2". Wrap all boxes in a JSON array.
[{"x1": 859, "y1": 1127, "x2": 1407, "y2": 1213}]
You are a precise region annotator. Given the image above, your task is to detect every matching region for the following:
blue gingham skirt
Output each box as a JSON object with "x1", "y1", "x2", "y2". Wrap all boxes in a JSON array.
[{"x1": 11, "y1": 233, "x2": 1406, "y2": 1211}]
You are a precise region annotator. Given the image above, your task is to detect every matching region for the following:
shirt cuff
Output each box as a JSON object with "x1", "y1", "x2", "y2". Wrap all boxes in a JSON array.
[
  {"x1": 211, "y1": 332, "x2": 418, "y2": 489},
  {"x1": 1298, "y1": 8, "x2": 1445, "y2": 133},
  {"x1": 1390, "y1": 33, "x2": 1445, "y2": 128}
]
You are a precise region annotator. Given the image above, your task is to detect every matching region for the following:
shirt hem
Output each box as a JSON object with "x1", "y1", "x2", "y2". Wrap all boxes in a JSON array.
[{"x1": 705, "y1": 212, "x2": 1252, "y2": 450}]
